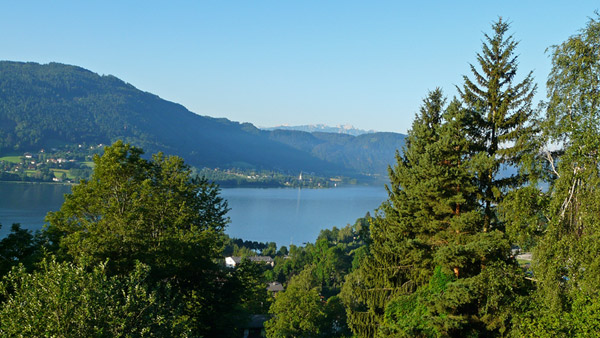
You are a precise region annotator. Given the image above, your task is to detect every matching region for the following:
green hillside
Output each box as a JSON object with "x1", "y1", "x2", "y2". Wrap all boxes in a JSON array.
[
  {"x1": 0, "y1": 62, "x2": 349, "y2": 175},
  {"x1": 267, "y1": 130, "x2": 405, "y2": 176},
  {"x1": 0, "y1": 61, "x2": 405, "y2": 179}
]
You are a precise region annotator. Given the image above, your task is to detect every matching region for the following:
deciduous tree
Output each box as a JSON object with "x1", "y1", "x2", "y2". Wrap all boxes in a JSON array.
[
  {"x1": 46, "y1": 140, "x2": 228, "y2": 279},
  {"x1": 44, "y1": 140, "x2": 239, "y2": 336},
  {"x1": 524, "y1": 13, "x2": 600, "y2": 327},
  {"x1": 0, "y1": 258, "x2": 186, "y2": 337}
]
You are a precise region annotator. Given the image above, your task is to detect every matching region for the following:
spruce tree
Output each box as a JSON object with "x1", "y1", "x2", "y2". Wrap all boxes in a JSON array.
[
  {"x1": 459, "y1": 18, "x2": 537, "y2": 232},
  {"x1": 342, "y1": 89, "x2": 446, "y2": 337},
  {"x1": 412, "y1": 19, "x2": 535, "y2": 336},
  {"x1": 343, "y1": 89, "x2": 501, "y2": 337},
  {"x1": 380, "y1": 98, "x2": 527, "y2": 337},
  {"x1": 344, "y1": 19, "x2": 536, "y2": 337}
]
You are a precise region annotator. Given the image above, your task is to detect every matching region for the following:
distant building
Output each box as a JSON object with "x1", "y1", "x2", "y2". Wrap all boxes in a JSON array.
[
  {"x1": 266, "y1": 282, "x2": 284, "y2": 297},
  {"x1": 225, "y1": 256, "x2": 274, "y2": 268}
]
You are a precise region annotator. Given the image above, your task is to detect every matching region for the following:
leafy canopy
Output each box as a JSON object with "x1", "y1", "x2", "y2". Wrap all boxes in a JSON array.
[
  {"x1": 46, "y1": 140, "x2": 229, "y2": 279},
  {"x1": 0, "y1": 258, "x2": 186, "y2": 337}
]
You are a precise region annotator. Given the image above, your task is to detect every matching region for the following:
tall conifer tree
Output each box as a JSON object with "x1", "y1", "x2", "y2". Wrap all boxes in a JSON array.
[
  {"x1": 343, "y1": 90, "x2": 501, "y2": 336},
  {"x1": 342, "y1": 89, "x2": 446, "y2": 337},
  {"x1": 378, "y1": 98, "x2": 527, "y2": 337},
  {"x1": 345, "y1": 19, "x2": 535, "y2": 337},
  {"x1": 459, "y1": 18, "x2": 537, "y2": 232}
]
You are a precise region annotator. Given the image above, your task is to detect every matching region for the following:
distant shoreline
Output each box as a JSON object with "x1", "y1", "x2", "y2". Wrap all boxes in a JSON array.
[
  {"x1": 0, "y1": 179, "x2": 384, "y2": 190},
  {"x1": 0, "y1": 180, "x2": 76, "y2": 186}
]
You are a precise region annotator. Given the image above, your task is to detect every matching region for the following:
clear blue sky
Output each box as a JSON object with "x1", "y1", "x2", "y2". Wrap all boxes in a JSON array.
[{"x1": 1, "y1": 1, "x2": 597, "y2": 133}]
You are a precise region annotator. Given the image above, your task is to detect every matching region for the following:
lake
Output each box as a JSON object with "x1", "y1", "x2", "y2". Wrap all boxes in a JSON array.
[{"x1": 0, "y1": 182, "x2": 387, "y2": 246}]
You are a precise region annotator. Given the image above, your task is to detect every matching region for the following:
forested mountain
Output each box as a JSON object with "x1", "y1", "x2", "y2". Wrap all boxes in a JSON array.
[
  {"x1": 0, "y1": 61, "x2": 405, "y2": 177},
  {"x1": 267, "y1": 130, "x2": 405, "y2": 176}
]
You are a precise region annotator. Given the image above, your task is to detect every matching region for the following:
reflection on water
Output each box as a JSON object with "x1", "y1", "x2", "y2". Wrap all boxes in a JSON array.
[{"x1": 295, "y1": 187, "x2": 301, "y2": 219}]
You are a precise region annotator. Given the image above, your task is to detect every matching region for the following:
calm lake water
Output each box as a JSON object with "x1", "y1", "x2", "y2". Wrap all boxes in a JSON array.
[{"x1": 0, "y1": 182, "x2": 387, "y2": 246}]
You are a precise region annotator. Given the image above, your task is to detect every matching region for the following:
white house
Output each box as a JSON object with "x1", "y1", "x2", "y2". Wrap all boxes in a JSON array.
[{"x1": 225, "y1": 256, "x2": 274, "y2": 268}]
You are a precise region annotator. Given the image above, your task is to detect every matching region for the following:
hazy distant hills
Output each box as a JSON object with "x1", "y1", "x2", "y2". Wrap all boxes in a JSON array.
[
  {"x1": 262, "y1": 124, "x2": 375, "y2": 136},
  {"x1": 0, "y1": 61, "x2": 406, "y2": 178},
  {"x1": 266, "y1": 130, "x2": 405, "y2": 176}
]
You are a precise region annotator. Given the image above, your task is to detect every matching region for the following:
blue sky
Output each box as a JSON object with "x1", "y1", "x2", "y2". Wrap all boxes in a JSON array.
[{"x1": 1, "y1": 1, "x2": 598, "y2": 133}]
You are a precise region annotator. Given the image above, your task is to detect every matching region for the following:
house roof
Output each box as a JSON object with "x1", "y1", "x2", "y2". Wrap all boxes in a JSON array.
[
  {"x1": 267, "y1": 282, "x2": 284, "y2": 292},
  {"x1": 228, "y1": 256, "x2": 274, "y2": 264}
]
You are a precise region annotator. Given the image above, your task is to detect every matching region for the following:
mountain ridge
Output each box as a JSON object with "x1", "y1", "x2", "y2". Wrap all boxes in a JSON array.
[{"x1": 0, "y1": 61, "x2": 405, "y2": 178}]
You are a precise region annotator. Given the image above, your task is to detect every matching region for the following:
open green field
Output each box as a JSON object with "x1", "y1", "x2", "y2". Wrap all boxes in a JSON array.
[
  {"x1": 51, "y1": 169, "x2": 76, "y2": 180},
  {"x1": 82, "y1": 161, "x2": 95, "y2": 168},
  {"x1": 22, "y1": 169, "x2": 76, "y2": 180},
  {"x1": 0, "y1": 155, "x2": 22, "y2": 163}
]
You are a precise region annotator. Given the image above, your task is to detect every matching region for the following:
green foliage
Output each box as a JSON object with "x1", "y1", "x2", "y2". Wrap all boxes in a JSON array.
[
  {"x1": 258, "y1": 217, "x2": 370, "y2": 336},
  {"x1": 346, "y1": 19, "x2": 537, "y2": 336},
  {"x1": 489, "y1": 13, "x2": 600, "y2": 337},
  {"x1": 270, "y1": 215, "x2": 369, "y2": 290},
  {"x1": 223, "y1": 237, "x2": 276, "y2": 257},
  {"x1": 0, "y1": 223, "x2": 42, "y2": 277},
  {"x1": 383, "y1": 262, "x2": 528, "y2": 338},
  {"x1": 512, "y1": 292, "x2": 600, "y2": 337},
  {"x1": 500, "y1": 185, "x2": 548, "y2": 250},
  {"x1": 265, "y1": 266, "x2": 328, "y2": 338},
  {"x1": 45, "y1": 140, "x2": 229, "y2": 278},
  {"x1": 459, "y1": 17, "x2": 537, "y2": 232},
  {"x1": 265, "y1": 265, "x2": 351, "y2": 338},
  {"x1": 235, "y1": 258, "x2": 273, "y2": 315},
  {"x1": 344, "y1": 89, "x2": 487, "y2": 337},
  {"x1": 532, "y1": 12, "x2": 600, "y2": 312},
  {"x1": 0, "y1": 257, "x2": 186, "y2": 337},
  {"x1": 380, "y1": 267, "x2": 453, "y2": 338},
  {"x1": 42, "y1": 141, "x2": 249, "y2": 337}
]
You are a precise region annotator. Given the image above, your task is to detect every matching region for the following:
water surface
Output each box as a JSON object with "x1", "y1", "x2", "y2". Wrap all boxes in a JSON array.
[
  {"x1": 0, "y1": 182, "x2": 72, "y2": 236},
  {"x1": 222, "y1": 186, "x2": 386, "y2": 246},
  {"x1": 0, "y1": 182, "x2": 387, "y2": 245}
]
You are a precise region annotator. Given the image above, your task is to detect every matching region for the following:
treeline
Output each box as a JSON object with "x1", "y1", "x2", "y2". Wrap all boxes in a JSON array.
[
  {"x1": 0, "y1": 60, "x2": 408, "y2": 181},
  {"x1": 339, "y1": 15, "x2": 600, "y2": 337},
  {"x1": 197, "y1": 167, "x2": 345, "y2": 188},
  {"x1": 266, "y1": 130, "x2": 406, "y2": 177}
]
